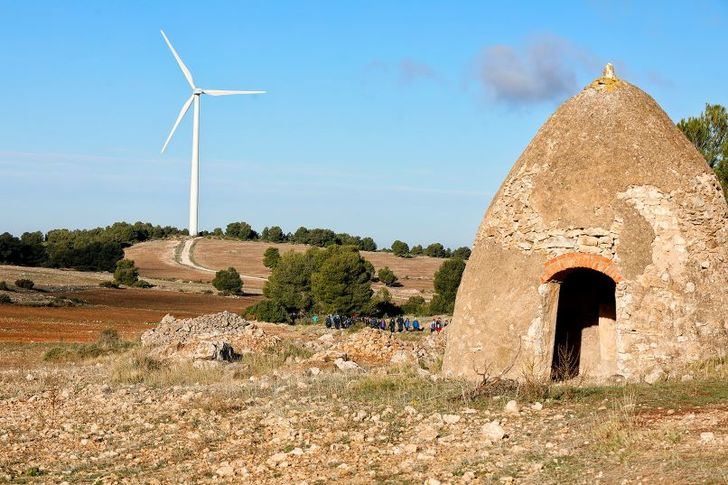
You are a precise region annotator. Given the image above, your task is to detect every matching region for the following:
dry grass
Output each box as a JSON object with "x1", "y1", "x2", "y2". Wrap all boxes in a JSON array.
[
  {"x1": 591, "y1": 390, "x2": 638, "y2": 451},
  {"x1": 109, "y1": 349, "x2": 228, "y2": 386},
  {"x1": 43, "y1": 329, "x2": 136, "y2": 362},
  {"x1": 110, "y1": 340, "x2": 315, "y2": 387}
]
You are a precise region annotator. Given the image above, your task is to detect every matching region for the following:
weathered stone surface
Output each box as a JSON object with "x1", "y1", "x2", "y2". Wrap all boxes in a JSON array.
[
  {"x1": 504, "y1": 400, "x2": 520, "y2": 415},
  {"x1": 482, "y1": 421, "x2": 506, "y2": 442},
  {"x1": 333, "y1": 358, "x2": 361, "y2": 372},
  {"x1": 443, "y1": 66, "x2": 728, "y2": 382}
]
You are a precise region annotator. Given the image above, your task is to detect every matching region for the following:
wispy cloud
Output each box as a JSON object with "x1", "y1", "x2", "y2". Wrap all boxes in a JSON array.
[
  {"x1": 365, "y1": 59, "x2": 442, "y2": 85},
  {"x1": 474, "y1": 34, "x2": 597, "y2": 105},
  {"x1": 0, "y1": 150, "x2": 170, "y2": 166}
]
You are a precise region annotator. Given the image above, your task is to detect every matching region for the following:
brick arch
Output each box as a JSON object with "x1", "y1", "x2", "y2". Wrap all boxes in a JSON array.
[{"x1": 541, "y1": 253, "x2": 623, "y2": 283}]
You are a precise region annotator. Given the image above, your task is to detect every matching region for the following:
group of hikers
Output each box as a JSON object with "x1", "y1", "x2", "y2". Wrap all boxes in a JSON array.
[{"x1": 321, "y1": 314, "x2": 448, "y2": 333}]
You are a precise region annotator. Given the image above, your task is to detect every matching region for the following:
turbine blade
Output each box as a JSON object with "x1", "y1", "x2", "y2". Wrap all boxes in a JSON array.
[
  {"x1": 202, "y1": 89, "x2": 266, "y2": 96},
  {"x1": 160, "y1": 30, "x2": 195, "y2": 89},
  {"x1": 161, "y1": 95, "x2": 194, "y2": 153}
]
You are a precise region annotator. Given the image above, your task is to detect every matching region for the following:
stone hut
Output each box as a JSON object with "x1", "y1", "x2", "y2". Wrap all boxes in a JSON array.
[{"x1": 442, "y1": 65, "x2": 728, "y2": 382}]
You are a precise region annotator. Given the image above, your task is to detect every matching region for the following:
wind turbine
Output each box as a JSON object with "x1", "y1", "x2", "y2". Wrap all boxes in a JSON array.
[{"x1": 160, "y1": 30, "x2": 265, "y2": 236}]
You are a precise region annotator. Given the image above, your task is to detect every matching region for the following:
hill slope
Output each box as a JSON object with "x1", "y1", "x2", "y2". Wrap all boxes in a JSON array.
[{"x1": 126, "y1": 238, "x2": 445, "y2": 300}]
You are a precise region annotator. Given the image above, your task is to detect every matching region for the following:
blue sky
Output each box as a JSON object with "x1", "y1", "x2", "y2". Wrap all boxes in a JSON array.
[{"x1": 1, "y1": 1, "x2": 726, "y2": 248}]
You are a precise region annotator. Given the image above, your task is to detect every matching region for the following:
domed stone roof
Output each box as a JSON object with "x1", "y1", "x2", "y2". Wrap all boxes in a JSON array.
[{"x1": 443, "y1": 66, "x2": 728, "y2": 382}]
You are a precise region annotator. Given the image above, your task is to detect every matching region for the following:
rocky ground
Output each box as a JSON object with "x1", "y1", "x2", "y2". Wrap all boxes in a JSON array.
[{"x1": 1, "y1": 314, "x2": 727, "y2": 484}]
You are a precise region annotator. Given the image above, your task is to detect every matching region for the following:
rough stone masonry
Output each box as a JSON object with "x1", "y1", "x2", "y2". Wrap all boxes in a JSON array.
[{"x1": 443, "y1": 65, "x2": 728, "y2": 382}]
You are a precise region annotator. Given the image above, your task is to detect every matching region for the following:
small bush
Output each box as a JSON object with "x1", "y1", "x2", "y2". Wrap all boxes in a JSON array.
[
  {"x1": 377, "y1": 266, "x2": 399, "y2": 287},
  {"x1": 367, "y1": 287, "x2": 401, "y2": 317},
  {"x1": 402, "y1": 295, "x2": 428, "y2": 315},
  {"x1": 0, "y1": 294, "x2": 12, "y2": 305},
  {"x1": 0, "y1": 281, "x2": 10, "y2": 291},
  {"x1": 212, "y1": 267, "x2": 243, "y2": 294},
  {"x1": 114, "y1": 259, "x2": 139, "y2": 286},
  {"x1": 132, "y1": 279, "x2": 153, "y2": 289},
  {"x1": 391, "y1": 240, "x2": 410, "y2": 257},
  {"x1": 15, "y1": 279, "x2": 35, "y2": 290},
  {"x1": 243, "y1": 299, "x2": 289, "y2": 323},
  {"x1": 99, "y1": 281, "x2": 120, "y2": 289},
  {"x1": 263, "y1": 247, "x2": 281, "y2": 269}
]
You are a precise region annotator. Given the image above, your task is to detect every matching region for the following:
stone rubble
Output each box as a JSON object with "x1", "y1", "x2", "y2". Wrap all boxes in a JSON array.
[{"x1": 140, "y1": 311, "x2": 280, "y2": 362}]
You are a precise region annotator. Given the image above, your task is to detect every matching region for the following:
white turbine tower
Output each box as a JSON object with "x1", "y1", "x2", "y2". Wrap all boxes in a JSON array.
[{"x1": 160, "y1": 30, "x2": 265, "y2": 236}]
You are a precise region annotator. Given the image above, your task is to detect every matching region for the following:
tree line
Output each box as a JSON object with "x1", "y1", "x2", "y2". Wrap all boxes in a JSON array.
[
  {"x1": 210, "y1": 222, "x2": 469, "y2": 260},
  {"x1": 0, "y1": 222, "x2": 186, "y2": 272}
]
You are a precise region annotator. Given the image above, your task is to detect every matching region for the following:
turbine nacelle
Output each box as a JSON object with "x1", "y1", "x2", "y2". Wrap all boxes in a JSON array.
[{"x1": 160, "y1": 30, "x2": 266, "y2": 154}]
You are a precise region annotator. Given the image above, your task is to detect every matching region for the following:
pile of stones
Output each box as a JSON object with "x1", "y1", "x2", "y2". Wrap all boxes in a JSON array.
[{"x1": 141, "y1": 311, "x2": 279, "y2": 363}]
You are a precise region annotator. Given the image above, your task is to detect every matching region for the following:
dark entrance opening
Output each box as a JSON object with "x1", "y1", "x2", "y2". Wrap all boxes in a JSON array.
[{"x1": 551, "y1": 268, "x2": 616, "y2": 380}]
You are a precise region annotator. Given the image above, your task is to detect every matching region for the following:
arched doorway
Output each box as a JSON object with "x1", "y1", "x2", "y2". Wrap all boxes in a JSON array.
[{"x1": 549, "y1": 268, "x2": 616, "y2": 380}]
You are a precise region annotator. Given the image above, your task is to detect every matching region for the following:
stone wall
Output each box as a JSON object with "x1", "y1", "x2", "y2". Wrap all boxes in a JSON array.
[{"x1": 445, "y1": 167, "x2": 728, "y2": 381}]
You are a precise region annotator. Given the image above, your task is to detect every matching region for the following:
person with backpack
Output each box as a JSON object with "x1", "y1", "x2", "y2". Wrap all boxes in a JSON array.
[{"x1": 412, "y1": 319, "x2": 421, "y2": 331}]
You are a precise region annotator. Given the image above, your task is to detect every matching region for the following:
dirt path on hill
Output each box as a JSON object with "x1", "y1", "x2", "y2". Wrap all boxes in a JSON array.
[
  {"x1": 178, "y1": 238, "x2": 216, "y2": 273},
  {"x1": 177, "y1": 238, "x2": 268, "y2": 282}
]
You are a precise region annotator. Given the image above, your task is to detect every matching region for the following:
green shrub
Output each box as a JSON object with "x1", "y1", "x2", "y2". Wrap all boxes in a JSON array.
[
  {"x1": 212, "y1": 267, "x2": 243, "y2": 294},
  {"x1": 261, "y1": 226, "x2": 287, "y2": 242},
  {"x1": 377, "y1": 266, "x2": 399, "y2": 287},
  {"x1": 0, "y1": 294, "x2": 12, "y2": 305},
  {"x1": 451, "y1": 246, "x2": 472, "y2": 260},
  {"x1": 263, "y1": 247, "x2": 281, "y2": 269},
  {"x1": 14, "y1": 279, "x2": 35, "y2": 290},
  {"x1": 358, "y1": 237, "x2": 377, "y2": 251},
  {"x1": 402, "y1": 295, "x2": 428, "y2": 315},
  {"x1": 0, "y1": 281, "x2": 10, "y2": 291},
  {"x1": 264, "y1": 251, "x2": 317, "y2": 313},
  {"x1": 243, "y1": 299, "x2": 290, "y2": 323},
  {"x1": 226, "y1": 221, "x2": 258, "y2": 240},
  {"x1": 429, "y1": 258, "x2": 466, "y2": 314},
  {"x1": 391, "y1": 240, "x2": 410, "y2": 257},
  {"x1": 114, "y1": 259, "x2": 139, "y2": 286},
  {"x1": 132, "y1": 279, "x2": 153, "y2": 289},
  {"x1": 311, "y1": 246, "x2": 373, "y2": 314},
  {"x1": 367, "y1": 287, "x2": 401, "y2": 317},
  {"x1": 99, "y1": 280, "x2": 120, "y2": 289},
  {"x1": 425, "y1": 243, "x2": 449, "y2": 258}
]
